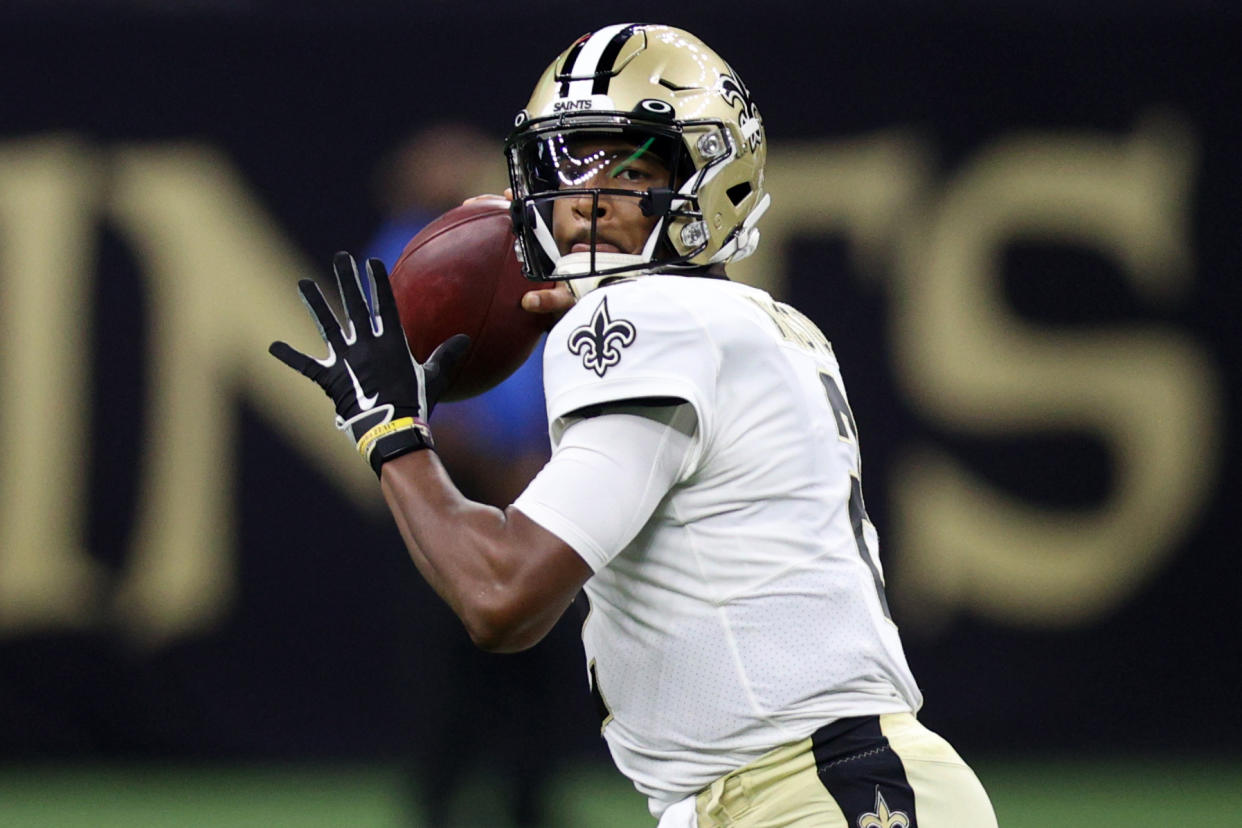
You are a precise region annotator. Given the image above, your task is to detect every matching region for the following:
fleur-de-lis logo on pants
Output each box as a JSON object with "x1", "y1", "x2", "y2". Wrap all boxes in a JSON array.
[
  {"x1": 568, "y1": 297, "x2": 636, "y2": 377},
  {"x1": 858, "y1": 788, "x2": 910, "y2": 828}
]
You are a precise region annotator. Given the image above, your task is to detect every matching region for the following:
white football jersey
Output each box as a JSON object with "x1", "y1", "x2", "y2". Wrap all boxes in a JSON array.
[{"x1": 525, "y1": 275, "x2": 922, "y2": 815}]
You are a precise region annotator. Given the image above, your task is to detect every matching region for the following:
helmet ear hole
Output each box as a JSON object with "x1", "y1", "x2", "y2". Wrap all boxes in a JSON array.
[{"x1": 726, "y1": 182, "x2": 752, "y2": 207}]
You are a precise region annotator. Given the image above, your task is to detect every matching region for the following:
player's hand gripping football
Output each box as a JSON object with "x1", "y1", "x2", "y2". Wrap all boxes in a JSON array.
[{"x1": 269, "y1": 251, "x2": 470, "y2": 476}]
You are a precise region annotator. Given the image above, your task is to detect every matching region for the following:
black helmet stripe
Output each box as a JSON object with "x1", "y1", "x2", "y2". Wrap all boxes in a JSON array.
[
  {"x1": 559, "y1": 22, "x2": 640, "y2": 99},
  {"x1": 591, "y1": 24, "x2": 641, "y2": 95},
  {"x1": 556, "y1": 34, "x2": 589, "y2": 97}
]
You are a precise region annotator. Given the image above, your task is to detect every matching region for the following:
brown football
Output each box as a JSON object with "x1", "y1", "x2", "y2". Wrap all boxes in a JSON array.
[{"x1": 387, "y1": 199, "x2": 555, "y2": 401}]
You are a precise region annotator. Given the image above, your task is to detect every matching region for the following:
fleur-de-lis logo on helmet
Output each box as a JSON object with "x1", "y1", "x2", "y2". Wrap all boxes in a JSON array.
[
  {"x1": 857, "y1": 788, "x2": 910, "y2": 828},
  {"x1": 568, "y1": 298, "x2": 637, "y2": 377},
  {"x1": 719, "y1": 66, "x2": 763, "y2": 153}
]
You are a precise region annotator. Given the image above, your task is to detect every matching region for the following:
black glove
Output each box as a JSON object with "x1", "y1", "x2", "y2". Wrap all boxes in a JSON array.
[{"x1": 269, "y1": 251, "x2": 470, "y2": 476}]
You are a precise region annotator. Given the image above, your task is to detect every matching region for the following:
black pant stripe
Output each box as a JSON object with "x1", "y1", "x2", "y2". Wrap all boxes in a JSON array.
[{"x1": 811, "y1": 716, "x2": 918, "y2": 826}]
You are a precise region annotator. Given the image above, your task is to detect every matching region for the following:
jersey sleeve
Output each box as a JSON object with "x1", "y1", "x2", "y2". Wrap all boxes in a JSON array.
[
  {"x1": 513, "y1": 403, "x2": 698, "y2": 572},
  {"x1": 542, "y1": 279, "x2": 719, "y2": 446}
]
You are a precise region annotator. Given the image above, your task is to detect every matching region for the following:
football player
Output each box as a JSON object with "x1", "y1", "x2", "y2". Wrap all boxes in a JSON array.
[{"x1": 271, "y1": 23, "x2": 998, "y2": 828}]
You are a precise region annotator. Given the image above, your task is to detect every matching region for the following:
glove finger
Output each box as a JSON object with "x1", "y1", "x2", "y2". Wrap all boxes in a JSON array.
[
  {"x1": 425, "y1": 333, "x2": 472, "y2": 376},
  {"x1": 269, "y1": 340, "x2": 320, "y2": 378},
  {"x1": 297, "y1": 278, "x2": 346, "y2": 350},
  {"x1": 423, "y1": 333, "x2": 472, "y2": 409},
  {"x1": 361, "y1": 258, "x2": 382, "y2": 331},
  {"x1": 368, "y1": 257, "x2": 403, "y2": 336},
  {"x1": 333, "y1": 252, "x2": 372, "y2": 338}
]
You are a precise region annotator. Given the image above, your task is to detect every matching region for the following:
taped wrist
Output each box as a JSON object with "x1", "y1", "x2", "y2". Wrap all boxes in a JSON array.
[{"x1": 357, "y1": 417, "x2": 435, "y2": 477}]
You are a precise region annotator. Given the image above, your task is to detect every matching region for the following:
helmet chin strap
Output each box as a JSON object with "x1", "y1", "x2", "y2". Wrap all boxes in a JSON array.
[
  {"x1": 555, "y1": 252, "x2": 649, "y2": 299},
  {"x1": 554, "y1": 209, "x2": 669, "y2": 299}
]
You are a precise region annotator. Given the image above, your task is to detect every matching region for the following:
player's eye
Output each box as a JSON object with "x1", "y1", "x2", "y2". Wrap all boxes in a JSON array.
[{"x1": 613, "y1": 167, "x2": 649, "y2": 182}]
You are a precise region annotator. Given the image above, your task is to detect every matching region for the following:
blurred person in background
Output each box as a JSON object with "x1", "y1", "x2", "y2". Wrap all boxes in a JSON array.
[
  {"x1": 274, "y1": 25, "x2": 997, "y2": 828},
  {"x1": 365, "y1": 122, "x2": 564, "y2": 827}
]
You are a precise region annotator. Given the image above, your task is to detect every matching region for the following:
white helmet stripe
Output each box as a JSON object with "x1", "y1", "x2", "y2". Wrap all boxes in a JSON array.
[{"x1": 565, "y1": 22, "x2": 636, "y2": 99}]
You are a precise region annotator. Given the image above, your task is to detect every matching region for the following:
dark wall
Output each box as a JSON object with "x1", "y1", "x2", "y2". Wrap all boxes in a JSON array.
[{"x1": 1, "y1": 1, "x2": 1238, "y2": 765}]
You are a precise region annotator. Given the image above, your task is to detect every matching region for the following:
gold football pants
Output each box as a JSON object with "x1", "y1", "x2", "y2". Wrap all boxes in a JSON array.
[{"x1": 693, "y1": 713, "x2": 998, "y2": 827}]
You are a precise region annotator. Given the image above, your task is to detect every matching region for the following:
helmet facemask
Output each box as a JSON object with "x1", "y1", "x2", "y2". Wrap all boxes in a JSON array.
[{"x1": 506, "y1": 116, "x2": 731, "y2": 292}]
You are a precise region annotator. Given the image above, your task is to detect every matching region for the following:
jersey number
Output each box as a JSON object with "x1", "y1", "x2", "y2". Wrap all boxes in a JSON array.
[{"x1": 820, "y1": 373, "x2": 893, "y2": 621}]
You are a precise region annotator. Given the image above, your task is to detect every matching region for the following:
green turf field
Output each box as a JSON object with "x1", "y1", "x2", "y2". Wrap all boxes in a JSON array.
[{"x1": 0, "y1": 757, "x2": 1236, "y2": 827}]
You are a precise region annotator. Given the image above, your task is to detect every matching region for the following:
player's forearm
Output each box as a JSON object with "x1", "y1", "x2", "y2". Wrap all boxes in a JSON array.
[{"x1": 378, "y1": 449, "x2": 568, "y2": 652}]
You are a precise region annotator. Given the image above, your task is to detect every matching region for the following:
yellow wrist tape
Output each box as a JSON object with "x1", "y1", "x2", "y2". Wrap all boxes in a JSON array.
[{"x1": 357, "y1": 417, "x2": 431, "y2": 462}]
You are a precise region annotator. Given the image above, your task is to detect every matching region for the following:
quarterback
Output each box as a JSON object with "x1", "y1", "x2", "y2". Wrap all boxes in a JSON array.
[{"x1": 271, "y1": 23, "x2": 998, "y2": 827}]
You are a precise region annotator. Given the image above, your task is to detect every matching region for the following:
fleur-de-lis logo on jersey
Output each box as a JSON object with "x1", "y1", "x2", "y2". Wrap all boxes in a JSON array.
[
  {"x1": 568, "y1": 297, "x2": 636, "y2": 377},
  {"x1": 719, "y1": 66, "x2": 763, "y2": 153},
  {"x1": 857, "y1": 788, "x2": 910, "y2": 828}
]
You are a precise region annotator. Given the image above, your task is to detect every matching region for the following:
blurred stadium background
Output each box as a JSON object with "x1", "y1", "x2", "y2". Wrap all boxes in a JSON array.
[{"x1": 1, "y1": 0, "x2": 1238, "y2": 825}]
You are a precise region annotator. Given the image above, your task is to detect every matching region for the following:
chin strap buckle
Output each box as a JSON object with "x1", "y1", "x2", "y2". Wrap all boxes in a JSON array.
[{"x1": 639, "y1": 187, "x2": 675, "y2": 218}]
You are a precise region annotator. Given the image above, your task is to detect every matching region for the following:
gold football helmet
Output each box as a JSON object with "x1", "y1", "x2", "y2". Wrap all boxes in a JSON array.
[{"x1": 506, "y1": 23, "x2": 771, "y2": 295}]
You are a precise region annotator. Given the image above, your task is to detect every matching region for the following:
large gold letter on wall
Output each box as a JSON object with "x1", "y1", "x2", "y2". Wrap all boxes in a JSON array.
[
  {"x1": 106, "y1": 144, "x2": 380, "y2": 645},
  {"x1": 0, "y1": 139, "x2": 381, "y2": 645},
  {"x1": 889, "y1": 116, "x2": 1221, "y2": 626},
  {"x1": 0, "y1": 138, "x2": 107, "y2": 628}
]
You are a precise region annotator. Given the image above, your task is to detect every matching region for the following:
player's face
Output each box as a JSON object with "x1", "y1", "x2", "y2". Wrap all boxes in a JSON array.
[{"x1": 550, "y1": 137, "x2": 671, "y2": 257}]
